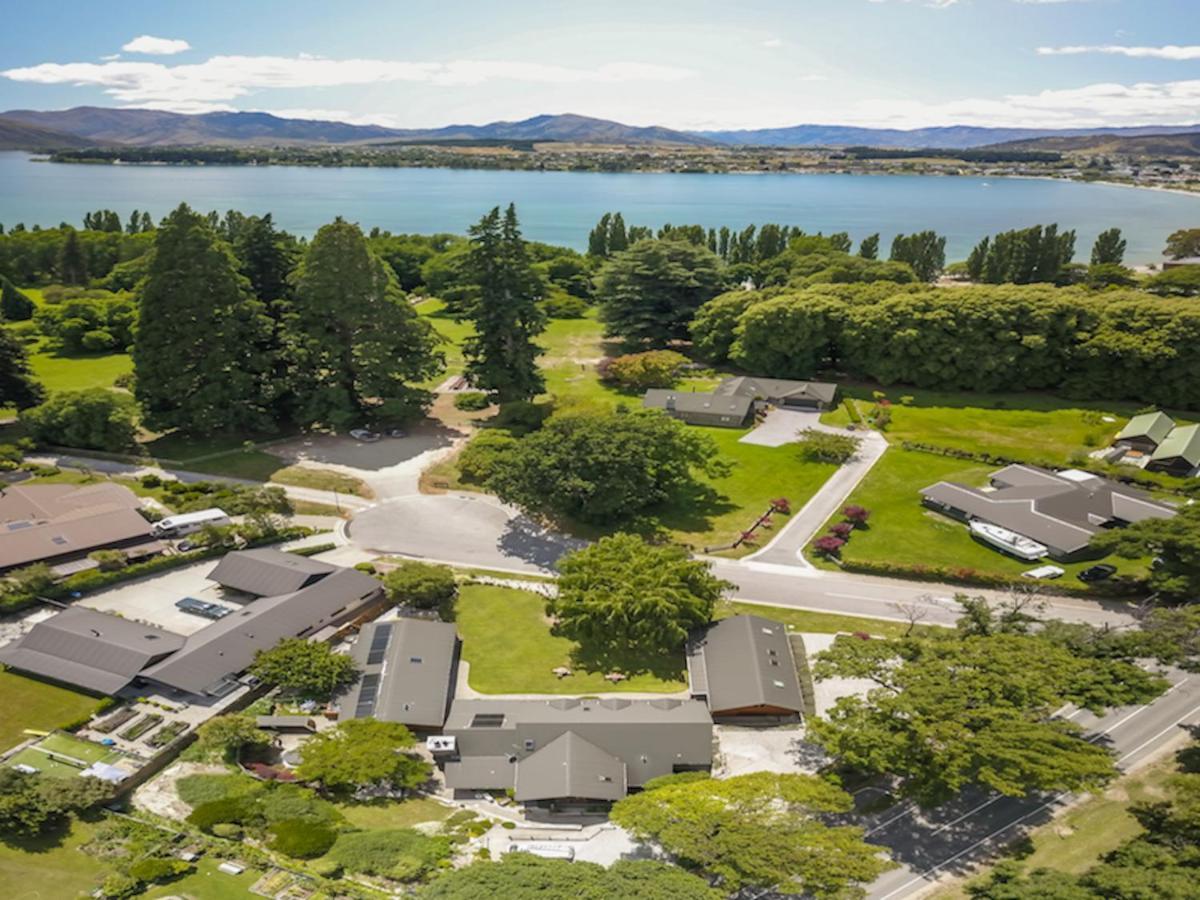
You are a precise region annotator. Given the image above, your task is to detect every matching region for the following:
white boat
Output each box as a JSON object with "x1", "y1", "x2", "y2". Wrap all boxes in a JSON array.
[{"x1": 969, "y1": 520, "x2": 1047, "y2": 561}]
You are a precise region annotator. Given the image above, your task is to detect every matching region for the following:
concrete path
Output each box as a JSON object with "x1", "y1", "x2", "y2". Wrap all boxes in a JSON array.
[{"x1": 744, "y1": 426, "x2": 889, "y2": 567}]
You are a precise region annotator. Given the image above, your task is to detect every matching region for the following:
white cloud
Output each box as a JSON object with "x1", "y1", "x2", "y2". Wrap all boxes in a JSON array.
[
  {"x1": 867, "y1": 0, "x2": 961, "y2": 8},
  {"x1": 1038, "y1": 44, "x2": 1200, "y2": 60},
  {"x1": 1, "y1": 55, "x2": 696, "y2": 112},
  {"x1": 121, "y1": 35, "x2": 191, "y2": 56},
  {"x1": 761, "y1": 38, "x2": 783, "y2": 48}
]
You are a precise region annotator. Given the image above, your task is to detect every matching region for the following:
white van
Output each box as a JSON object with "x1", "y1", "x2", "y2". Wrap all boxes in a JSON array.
[{"x1": 152, "y1": 507, "x2": 231, "y2": 538}]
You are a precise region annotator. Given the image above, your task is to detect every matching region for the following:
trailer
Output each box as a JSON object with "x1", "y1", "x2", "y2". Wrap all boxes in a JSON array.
[{"x1": 152, "y1": 508, "x2": 231, "y2": 538}]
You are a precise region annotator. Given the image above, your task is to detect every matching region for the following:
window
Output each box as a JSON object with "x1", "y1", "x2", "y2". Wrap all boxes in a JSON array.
[{"x1": 470, "y1": 714, "x2": 506, "y2": 728}]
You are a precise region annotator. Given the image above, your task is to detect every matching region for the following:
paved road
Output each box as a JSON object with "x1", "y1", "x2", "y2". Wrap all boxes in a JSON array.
[{"x1": 862, "y1": 670, "x2": 1200, "y2": 899}]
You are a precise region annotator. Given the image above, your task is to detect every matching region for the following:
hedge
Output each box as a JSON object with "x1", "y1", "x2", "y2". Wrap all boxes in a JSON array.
[
  {"x1": 836, "y1": 557, "x2": 1147, "y2": 598},
  {"x1": 269, "y1": 819, "x2": 336, "y2": 859}
]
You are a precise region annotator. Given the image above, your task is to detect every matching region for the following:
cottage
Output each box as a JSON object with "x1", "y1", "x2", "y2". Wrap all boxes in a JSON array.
[
  {"x1": 1147, "y1": 424, "x2": 1200, "y2": 477},
  {"x1": 1114, "y1": 411, "x2": 1176, "y2": 454},
  {"x1": 643, "y1": 375, "x2": 839, "y2": 428},
  {"x1": 687, "y1": 615, "x2": 804, "y2": 720}
]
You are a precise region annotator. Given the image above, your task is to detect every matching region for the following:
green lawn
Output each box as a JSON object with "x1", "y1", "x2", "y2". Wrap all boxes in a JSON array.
[
  {"x1": 455, "y1": 583, "x2": 687, "y2": 693},
  {"x1": 718, "y1": 600, "x2": 942, "y2": 639},
  {"x1": 0, "y1": 816, "x2": 110, "y2": 900},
  {"x1": 0, "y1": 671, "x2": 105, "y2": 752},
  {"x1": 932, "y1": 750, "x2": 1183, "y2": 899},
  {"x1": 805, "y1": 448, "x2": 1151, "y2": 584},
  {"x1": 140, "y1": 856, "x2": 262, "y2": 899},
  {"x1": 335, "y1": 797, "x2": 452, "y2": 830},
  {"x1": 29, "y1": 348, "x2": 133, "y2": 394},
  {"x1": 270, "y1": 465, "x2": 373, "y2": 498}
]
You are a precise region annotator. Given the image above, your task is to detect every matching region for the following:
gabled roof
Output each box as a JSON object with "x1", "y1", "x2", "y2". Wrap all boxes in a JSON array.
[
  {"x1": 921, "y1": 464, "x2": 1177, "y2": 556},
  {"x1": 0, "y1": 607, "x2": 185, "y2": 695},
  {"x1": 716, "y1": 376, "x2": 839, "y2": 406},
  {"x1": 1151, "y1": 424, "x2": 1200, "y2": 467},
  {"x1": 0, "y1": 482, "x2": 142, "y2": 523},
  {"x1": 643, "y1": 389, "x2": 753, "y2": 418},
  {"x1": 514, "y1": 732, "x2": 627, "y2": 802},
  {"x1": 1116, "y1": 411, "x2": 1176, "y2": 446},
  {"x1": 342, "y1": 618, "x2": 459, "y2": 729},
  {"x1": 141, "y1": 567, "x2": 382, "y2": 694},
  {"x1": 208, "y1": 548, "x2": 336, "y2": 596},
  {"x1": 687, "y1": 615, "x2": 804, "y2": 715}
]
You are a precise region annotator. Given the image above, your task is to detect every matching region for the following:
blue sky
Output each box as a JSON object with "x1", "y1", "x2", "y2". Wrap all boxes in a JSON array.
[{"x1": 2, "y1": 0, "x2": 1198, "y2": 130}]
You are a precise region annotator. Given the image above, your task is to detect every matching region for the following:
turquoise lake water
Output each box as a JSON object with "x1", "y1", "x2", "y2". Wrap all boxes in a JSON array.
[{"x1": 2, "y1": 152, "x2": 1198, "y2": 263}]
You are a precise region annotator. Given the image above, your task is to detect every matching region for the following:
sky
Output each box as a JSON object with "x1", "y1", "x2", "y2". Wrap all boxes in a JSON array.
[{"x1": 1, "y1": 0, "x2": 1198, "y2": 131}]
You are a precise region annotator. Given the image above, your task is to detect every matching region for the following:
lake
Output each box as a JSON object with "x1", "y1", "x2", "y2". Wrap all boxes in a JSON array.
[{"x1": 2, "y1": 152, "x2": 1197, "y2": 263}]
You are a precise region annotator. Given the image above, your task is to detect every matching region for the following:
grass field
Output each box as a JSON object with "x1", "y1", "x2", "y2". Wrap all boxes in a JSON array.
[
  {"x1": 29, "y1": 347, "x2": 133, "y2": 394},
  {"x1": 0, "y1": 671, "x2": 104, "y2": 752},
  {"x1": 718, "y1": 600, "x2": 943, "y2": 640},
  {"x1": 140, "y1": 856, "x2": 262, "y2": 899},
  {"x1": 455, "y1": 583, "x2": 687, "y2": 694},
  {"x1": 931, "y1": 750, "x2": 1184, "y2": 899},
  {"x1": 335, "y1": 797, "x2": 452, "y2": 830},
  {"x1": 270, "y1": 465, "x2": 373, "y2": 498},
  {"x1": 804, "y1": 448, "x2": 1151, "y2": 583},
  {"x1": 0, "y1": 817, "x2": 110, "y2": 900}
]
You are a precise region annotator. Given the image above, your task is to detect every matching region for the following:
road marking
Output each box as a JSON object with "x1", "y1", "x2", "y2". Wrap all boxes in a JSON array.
[
  {"x1": 875, "y1": 687, "x2": 1200, "y2": 900},
  {"x1": 865, "y1": 802, "x2": 919, "y2": 836},
  {"x1": 827, "y1": 592, "x2": 893, "y2": 602}
]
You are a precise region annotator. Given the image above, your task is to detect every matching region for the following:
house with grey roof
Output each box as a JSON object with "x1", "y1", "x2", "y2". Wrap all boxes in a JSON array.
[
  {"x1": 643, "y1": 375, "x2": 839, "y2": 428},
  {"x1": 341, "y1": 618, "x2": 459, "y2": 731},
  {"x1": 209, "y1": 548, "x2": 336, "y2": 597},
  {"x1": 0, "y1": 607, "x2": 184, "y2": 695},
  {"x1": 1147, "y1": 424, "x2": 1200, "y2": 477},
  {"x1": 438, "y1": 697, "x2": 712, "y2": 807},
  {"x1": 0, "y1": 482, "x2": 162, "y2": 574},
  {"x1": 921, "y1": 464, "x2": 1177, "y2": 561},
  {"x1": 141, "y1": 566, "x2": 385, "y2": 696},
  {"x1": 686, "y1": 614, "x2": 804, "y2": 720}
]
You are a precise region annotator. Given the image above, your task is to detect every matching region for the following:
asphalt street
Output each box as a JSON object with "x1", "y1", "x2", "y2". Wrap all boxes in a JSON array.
[{"x1": 862, "y1": 670, "x2": 1200, "y2": 899}]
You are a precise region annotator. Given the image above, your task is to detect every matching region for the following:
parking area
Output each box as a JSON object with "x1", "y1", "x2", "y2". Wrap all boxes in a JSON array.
[
  {"x1": 739, "y1": 407, "x2": 823, "y2": 447},
  {"x1": 801, "y1": 633, "x2": 878, "y2": 717},
  {"x1": 78, "y1": 559, "x2": 244, "y2": 635},
  {"x1": 486, "y1": 823, "x2": 651, "y2": 866},
  {"x1": 714, "y1": 724, "x2": 828, "y2": 777}
]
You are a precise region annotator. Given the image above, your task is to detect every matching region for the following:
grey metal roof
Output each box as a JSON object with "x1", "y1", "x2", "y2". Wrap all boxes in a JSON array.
[
  {"x1": 921, "y1": 464, "x2": 1177, "y2": 556},
  {"x1": 0, "y1": 505, "x2": 157, "y2": 571},
  {"x1": 716, "y1": 376, "x2": 839, "y2": 406},
  {"x1": 208, "y1": 548, "x2": 336, "y2": 596},
  {"x1": 342, "y1": 618, "x2": 459, "y2": 729},
  {"x1": 643, "y1": 389, "x2": 753, "y2": 419},
  {"x1": 0, "y1": 482, "x2": 143, "y2": 523},
  {"x1": 443, "y1": 755, "x2": 515, "y2": 791},
  {"x1": 1151, "y1": 424, "x2": 1200, "y2": 467},
  {"x1": 514, "y1": 732, "x2": 627, "y2": 802},
  {"x1": 0, "y1": 607, "x2": 185, "y2": 694},
  {"x1": 686, "y1": 614, "x2": 804, "y2": 716},
  {"x1": 443, "y1": 698, "x2": 711, "y2": 792},
  {"x1": 141, "y1": 567, "x2": 383, "y2": 695}
]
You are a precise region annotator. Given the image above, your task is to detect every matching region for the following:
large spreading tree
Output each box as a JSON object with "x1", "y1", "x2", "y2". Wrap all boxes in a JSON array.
[
  {"x1": 250, "y1": 637, "x2": 359, "y2": 697},
  {"x1": 296, "y1": 718, "x2": 430, "y2": 793},
  {"x1": 595, "y1": 238, "x2": 724, "y2": 346},
  {"x1": 458, "y1": 205, "x2": 546, "y2": 401},
  {"x1": 287, "y1": 217, "x2": 442, "y2": 428},
  {"x1": 611, "y1": 772, "x2": 893, "y2": 897},
  {"x1": 482, "y1": 409, "x2": 730, "y2": 525},
  {"x1": 551, "y1": 533, "x2": 730, "y2": 663},
  {"x1": 1090, "y1": 503, "x2": 1200, "y2": 599},
  {"x1": 133, "y1": 203, "x2": 276, "y2": 432},
  {"x1": 809, "y1": 615, "x2": 1165, "y2": 805}
]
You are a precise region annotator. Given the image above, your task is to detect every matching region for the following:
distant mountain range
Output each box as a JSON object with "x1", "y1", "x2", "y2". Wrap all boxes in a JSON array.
[
  {"x1": 2, "y1": 106, "x2": 1198, "y2": 152},
  {"x1": 992, "y1": 130, "x2": 1200, "y2": 157}
]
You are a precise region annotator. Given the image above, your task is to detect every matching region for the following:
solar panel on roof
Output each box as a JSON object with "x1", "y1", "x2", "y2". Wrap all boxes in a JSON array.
[
  {"x1": 355, "y1": 673, "x2": 381, "y2": 717},
  {"x1": 365, "y1": 624, "x2": 392, "y2": 665}
]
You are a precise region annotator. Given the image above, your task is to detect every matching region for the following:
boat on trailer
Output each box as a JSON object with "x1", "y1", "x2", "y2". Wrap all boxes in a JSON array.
[{"x1": 969, "y1": 520, "x2": 1047, "y2": 561}]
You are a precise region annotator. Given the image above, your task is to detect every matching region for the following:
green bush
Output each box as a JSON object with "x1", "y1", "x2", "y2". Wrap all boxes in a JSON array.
[
  {"x1": 308, "y1": 857, "x2": 343, "y2": 878},
  {"x1": 383, "y1": 561, "x2": 457, "y2": 610},
  {"x1": 259, "y1": 782, "x2": 340, "y2": 825},
  {"x1": 210, "y1": 822, "x2": 243, "y2": 839},
  {"x1": 269, "y1": 819, "x2": 337, "y2": 859},
  {"x1": 176, "y1": 773, "x2": 261, "y2": 808},
  {"x1": 457, "y1": 430, "x2": 518, "y2": 484},
  {"x1": 491, "y1": 400, "x2": 551, "y2": 435},
  {"x1": 128, "y1": 858, "x2": 191, "y2": 884},
  {"x1": 641, "y1": 770, "x2": 712, "y2": 792},
  {"x1": 20, "y1": 388, "x2": 139, "y2": 452},
  {"x1": 453, "y1": 391, "x2": 491, "y2": 411},
  {"x1": 187, "y1": 796, "x2": 258, "y2": 832},
  {"x1": 328, "y1": 829, "x2": 453, "y2": 880},
  {"x1": 354, "y1": 561, "x2": 377, "y2": 574},
  {"x1": 541, "y1": 293, "x2": 589, "y2": 318}
]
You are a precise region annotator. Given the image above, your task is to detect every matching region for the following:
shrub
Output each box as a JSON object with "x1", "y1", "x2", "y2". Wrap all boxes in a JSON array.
[
  {"x1": 491, "y1": 400, "x2": 551, "y2": 434},
  {"x1": 259, "y1": 782, "x2": 339, "y2": 825},
  {"x1": 843, "y1": 505, "x2": 871, "y2": 526},
  {"x1": 139, "y1": 473, "x2": 161, "y2": 488},
  {"x1": 383, "y1": 561, "x2": 457, "y2": 610},
  {"x1": 99, "y1": 873, "x2": 141, "y2": 899},
  {"x1": 813, "y1": 535, "x2": 846, "y2": 558},
  {"x1": 210, "y1": 822, "x2": 242, "y2": 839},
  {"x1": 186, "y1": 797, "x2": 257, "y2": 832},
  {"x1": 641, "y1": 770, "x2": 712, "y2": 791},
  {"x1": 20, "y1": 388, "x2": 139, "y2": 452},
  {"x1": 542, "y1": 292, "x2": 589, "y2": 318},
  {"x1": 128, "y1": 858, "x2": 191, "y2": 884},
  {"x1": 457, "y1": 430, "x2": 518, "y2": 484},
  {"x1": 269, "y1": 819, "x2": 337, "y2": 859},
  {"x1": 354, "y1": 561, "x2": 377, "y2": 574},
  {"x1": 176, "y1": 773, "x2": 262, "y2": 808},
  {"x1": 88, "y1": 549, "x2": 128, "y2": 572},
  {"x1": 453, "y1": 391, "x2": 491, "y2": 411},
  {"x1": 328, "y1": 829, "x2": 453, "y2": 880},
  {"x1": 308, "y1": 857, "x2": 343, "y2": 878},
  {"x1": 796, "y1": 428, "x2": 861, "y2": 463},
  {"x1": 598, "y1": 350, "x2": 688, "y2": 391},
  {"x1": 830, "y1": 522, "x2": 854, "y2": 539}
]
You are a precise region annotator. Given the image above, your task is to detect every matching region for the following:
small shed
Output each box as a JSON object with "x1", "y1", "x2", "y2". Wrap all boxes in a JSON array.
[
  {"x1": 1115, "y1": 411, "x2": 1176, "y2": 453},
  {"x1": 1148, "y1": 424, "x2": 1200, "y2": 477}
]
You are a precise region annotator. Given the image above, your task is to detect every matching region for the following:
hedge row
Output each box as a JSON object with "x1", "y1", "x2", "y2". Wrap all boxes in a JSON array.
[{"x1": 836, "y1": 557, "x2": 1147, "y2": 598}]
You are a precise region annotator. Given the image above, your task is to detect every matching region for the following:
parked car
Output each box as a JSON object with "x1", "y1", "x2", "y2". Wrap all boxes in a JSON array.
[
  {"x1": 177, "y1": 539, "x2": 198, "y2": 552},
  {"x1": 175, "y1": 597, "x2": 232, "y2": 620},
  {"x1": 386, "y1": 428, "x2": 407, "y2": 438},
  {"x1": 1077, "y1": 564, "x2": 1118, "y2": 583},
  {"x1": 349, "y1": 428, "x2": 381, "y2": 442},
  {"x1": 1022, "y1": 565, "x2": 1065, "y2": 580}
]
